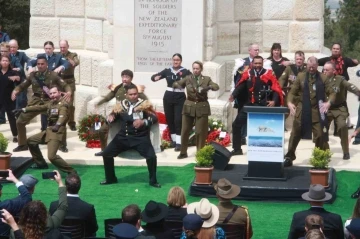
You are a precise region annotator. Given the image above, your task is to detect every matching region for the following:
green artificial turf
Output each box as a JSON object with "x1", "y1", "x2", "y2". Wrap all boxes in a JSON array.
[{"x1": 1, "y1": 164, "x2": 359, "y2": 239}]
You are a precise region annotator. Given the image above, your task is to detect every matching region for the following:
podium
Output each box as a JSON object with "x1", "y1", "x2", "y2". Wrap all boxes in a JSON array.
[{"x1": 243, "y1": 106, "x2": 289, "y2": 181}]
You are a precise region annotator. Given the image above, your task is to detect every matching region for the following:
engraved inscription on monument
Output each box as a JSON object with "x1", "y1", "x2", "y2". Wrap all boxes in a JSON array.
[{"x1": 135, "y1": 0, "x2": 182, "y2": 72}]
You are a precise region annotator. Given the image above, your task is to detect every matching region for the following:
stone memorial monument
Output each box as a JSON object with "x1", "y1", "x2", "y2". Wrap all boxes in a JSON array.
[{"x1": 28, "y1": 0, "x2": 326, "y2": 131}]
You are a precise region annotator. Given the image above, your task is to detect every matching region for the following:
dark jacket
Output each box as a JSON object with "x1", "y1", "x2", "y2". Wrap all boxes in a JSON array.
[
  {"x1": 0, "y1": 185, "x2": 32, "y2": 236},
  {"x1": 12, "y1": 51, "x2": 31, "y2": 79},
  {"x1": 49, "y1": 196, "x2": 98, "y2": 237},
  {"x1": 151, "y1": 67, "x2": 192, "y2": 88},
  {"x1": 318, "y1": 56, "x2": 358, "y2": 81},
  {"x1": 0, "y1": 31, "x2": 10, "y2": 43},
  {"x1": 288, "y1": 207, "x2": 344, "y2": 239},
  {"x1": 141, "y1": 222, "x2": 175, "y2": 239},
  {"x1": 0, "y1": 69, "x2": 20, "y2": 106},
  {"x1": 165, "y1": 206, "x2": 187, "y2": 221},
  {"x1": 29, "y1": 53, "x2": 69, "y2": 71}
]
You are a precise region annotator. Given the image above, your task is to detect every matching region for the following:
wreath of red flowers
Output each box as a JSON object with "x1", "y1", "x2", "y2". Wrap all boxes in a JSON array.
[
  {"x1": 156, "y1": 112, "x2": 167, "y2": 124},
  {"x1": 206, "y1": 130, "x2": 231, "y2": 147},
  {"x1": 78, "y1": 114, "x2": 106, "y2": 148}
]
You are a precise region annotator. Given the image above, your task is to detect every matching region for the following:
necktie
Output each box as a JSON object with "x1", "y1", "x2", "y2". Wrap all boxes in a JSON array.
[{"x1": 298, "y1": 67, "x2": 301, "y2": 72}]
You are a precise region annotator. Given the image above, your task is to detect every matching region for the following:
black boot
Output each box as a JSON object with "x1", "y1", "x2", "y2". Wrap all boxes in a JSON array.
[{"x1": 351, "y1": 187, "x2": 360, "y2": 199}]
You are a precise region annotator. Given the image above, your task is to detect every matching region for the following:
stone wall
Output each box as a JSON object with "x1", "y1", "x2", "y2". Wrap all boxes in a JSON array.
[{"x1": 204, "y1": 0, "x2": 325, "y2": 61}]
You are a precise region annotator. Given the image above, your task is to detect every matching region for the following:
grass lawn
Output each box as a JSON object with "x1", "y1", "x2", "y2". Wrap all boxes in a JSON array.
[{"x1": 1, "y1": 164, "x2": 358, "y2": 239}]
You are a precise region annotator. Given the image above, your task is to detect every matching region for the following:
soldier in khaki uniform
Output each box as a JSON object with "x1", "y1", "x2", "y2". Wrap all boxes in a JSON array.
[
  {"x1": 59, "y1": 40, "x2": 80, "y2": 131},
  {"x1": 94, "y1": 69, "x2": 147, "y2": 156},
  {"x1": 11, "y1": 56, "x2": 72, "y2": 152},
  {"x1": 13, "y1": 86, "x2": 75, "y2": 173},
  {"x1": 174, "y1": 61, "x2": 219, "y2": 159},
  {"x1": 322, "y1": 61, "x2": 360, "y2": 160},
  {"x1": 284, "y1": 57, "x2": 335, "y2": 167}
]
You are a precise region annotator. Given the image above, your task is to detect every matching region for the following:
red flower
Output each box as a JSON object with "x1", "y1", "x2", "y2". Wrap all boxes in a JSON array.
[
  {"x1": 156, "y1": 112, "x2": 167, "y2": 124},
  {"x1": 162, "y1": 126, "x2": 171, "y2": 141}
]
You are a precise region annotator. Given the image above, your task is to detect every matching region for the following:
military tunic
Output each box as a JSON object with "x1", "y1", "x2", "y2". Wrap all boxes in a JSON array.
[
  {"x1": 96, "y1": 84, "x2": 148, "y2": 150},
  {"x1": 327, "y1": 75, "x2": 360, "y2": 154},
  {"x1": 285, "y1": 71, "x2": 335, "y2": 161},
  {"x1": 14, "y1": 70, "x2": 71, "y2": 146},
  {"x1": 60, "y1": 51, "x2": 80, "y2": 127},
  {"x1": 26, "y1": 100, "x2": 75, "y2": 173},
  {"x1": 173, "y1": 74, "x2": 219, "y2": 154}
]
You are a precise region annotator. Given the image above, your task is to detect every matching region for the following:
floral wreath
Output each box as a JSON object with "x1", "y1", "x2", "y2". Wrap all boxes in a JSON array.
[{"x1": 78, "y1": 114, "x2": 106, "y2": 148}]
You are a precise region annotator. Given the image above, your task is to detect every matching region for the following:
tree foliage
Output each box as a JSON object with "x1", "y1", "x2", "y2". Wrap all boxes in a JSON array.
[
  {"x1": 0, "y1": 0, "x2": 30, "y2": 49},
  {"x1": 324, "y1": 0, "x2": 360, "y2": 59}
]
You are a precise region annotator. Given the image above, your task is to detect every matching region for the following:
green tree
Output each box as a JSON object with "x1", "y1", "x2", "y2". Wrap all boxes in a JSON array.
[
  {"x1": 0, "y1": 0, "x2": 30, "y2": 49},
  {"x1": 324, "y1": 0, "x2": 360, "y2": 59}
]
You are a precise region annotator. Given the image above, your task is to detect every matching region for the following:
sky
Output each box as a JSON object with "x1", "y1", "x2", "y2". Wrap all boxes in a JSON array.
[{"x1": 248, "y1": 113, "x2": 284, "y2": 137}]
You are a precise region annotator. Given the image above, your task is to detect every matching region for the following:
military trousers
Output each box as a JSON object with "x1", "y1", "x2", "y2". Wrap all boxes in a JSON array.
[
  {"x1": 99, "y1": 123, "x2": 109, "y2": 150},
  {"x1": 180, "y1": 113, "x2": 209, "y2": 154},
  {"x1": 66, "y1": 81, "x2": 76, "y2": 127},
  {"x1": 327, "y1": 108, "x2": 349, "y2": 153},
  {"x1": 27, "y1": 131, "x2": 75, "y2": 173},
  {"x1": 285, "y1": 116, "x2": 329, "y2": 160},
  {"x1": 232, "y1": 110, "x2": 247, "y2": 151},
  {"x1": 102, "y1": 134, "x2": 158, "y2": 184}
]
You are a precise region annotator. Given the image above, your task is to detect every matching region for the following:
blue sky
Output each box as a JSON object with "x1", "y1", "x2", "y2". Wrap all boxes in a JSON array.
[{"x1": 248, "y1": 113, "x2": 284, "y2": 137}]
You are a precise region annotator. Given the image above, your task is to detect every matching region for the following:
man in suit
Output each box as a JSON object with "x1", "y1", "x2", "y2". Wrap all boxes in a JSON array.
[
  {"x1": 100, "y1": 84, "x2": 160, "y2": 188},
  {"x1": 0, "y1": 171, "x2": 38, "y2": 236},
  {"x1": 120, "y1": 204, "x2": 155, "y2": 238},
  {"x1": 288, "y1": 184, "x2": 344, "y2": 239},
  {"x1": 9, "y1": 39, "x2": 31, "y2": 109},
  {"x1": 284, "y1": 57, "x2": 335, "y2": 167},
  {"x1": 231, "y1": 43, "x2": 260, "y2": 149},
  {"x1": 230, "y1": 56, "x2": 283, "y2": 155},
  {"x1": 215, "y1": 178, "x2": 253, "y2": 238},
  {"x1": 49, "y1": 173, "x2": 98, "y2": 237},
  {"x1": 173, "y1": 61, "x2": 220, "y2": 159}
]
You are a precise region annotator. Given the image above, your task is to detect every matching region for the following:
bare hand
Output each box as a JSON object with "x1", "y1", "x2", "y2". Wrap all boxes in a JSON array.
[
  {"x1": 353, "y1": 59, "x2": 359, "y2": 65},
  {"x1": 107, "y1": 114, "x2": 115, "y2": 123},
  {"x1": 1, "y1": 209, "x2": 18, "y2": 229},
  {"x1": 8, "y1": 76, "x2": 20, "y2": 82},
  {"x1": 28, "y1": 67, "x2": 35, "y2": 73},
  {"x1": 133, "y1": 119, "x2": 144, "y2": 129},
  {"x1": 53, "y1": 66, "x2": 63, "y2": 73},
  {"x1": 349, "y1": 131, "x2": 358, "y2": 144},
  {"x1": 320, "y1": 101, "x2": 330, "y2": 114},
  {"x1": 288, "y1": 102, "x2": 296, "y2": 116},
  {"x1": 11, "y1": 91, "x2": 18, "y2": 101},
  {"x1": 53, "y1": 170, "x2": 63, "y2": 186},
  {"x1": 61, "y1": 92, "x2": 71, "y2": 102},
  {"x1": 5, "y1": 170, "x2": 19, "y2": 184},
  {"x1": 137, "y1": 85, "x2": 145, "y2": 93},
  {"x1": 282, "y1": 61, "x2": 291, "y2": 67},
  {"x1": 67, "y1": 58, "x2": 75, "y2": 67},
  {"x1": 229, "y1": 95, "x2": 234, "y2": 102},
  {"x1": 154, "y1": 75, "x2": 161, "y2": 81},
  {"x1": 267, "y1": 101, "x2": 275, "y2": 107},
  {"x1": 12, "y1": 68, "x2": 20, "y2": 72}
]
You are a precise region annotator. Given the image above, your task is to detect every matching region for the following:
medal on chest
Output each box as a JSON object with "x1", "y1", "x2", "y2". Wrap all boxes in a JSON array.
[{"x1": 50, "y1": 108, "x2": 59, "y2": 115}]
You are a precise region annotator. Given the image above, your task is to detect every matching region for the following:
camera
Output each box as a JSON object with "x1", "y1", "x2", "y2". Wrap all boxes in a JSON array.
[{"x1": 42, "y1": 172, "x2": 56, "y2": 179}]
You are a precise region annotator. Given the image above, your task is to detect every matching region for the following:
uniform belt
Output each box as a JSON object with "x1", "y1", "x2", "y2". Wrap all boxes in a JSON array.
[
  {"x1": 187, "y1": 97, "x2": 207, "y2": 103},
  {"x1": 33, "y1": 93, "x2": 50, "y2": 99},
  {"x1": 62, "y1": 74, "x2": 74, "y2": 79},
  {"x1": 48, "y1": 123, "x2": 56, "y2": 127},
  {"x1": 166, "y1": 87, "x2": 185, "y2": 93}
]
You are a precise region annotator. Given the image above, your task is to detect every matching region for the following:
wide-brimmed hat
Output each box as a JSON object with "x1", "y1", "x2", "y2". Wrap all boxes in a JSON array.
[
  {"x1": 187, "y1": 198, "x2": 219, "y2": 228},
  {"x1": 301, "y1": 184, "x2": 332, "y2": 202},
  {"x1": 214, "y1": 178, "x2": 240, "y2": 199},
  {"x1": 346, "y1": 218, "x2": 360, "y2": 238},
  {"x1": 141, "y1": 200, "x2": 168, "y2": 223},
  {"x1": 113, "y1": 223, "x2": 138, "y2": 239}
]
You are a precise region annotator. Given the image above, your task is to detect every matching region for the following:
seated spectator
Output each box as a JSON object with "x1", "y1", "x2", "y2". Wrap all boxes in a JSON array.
[
  {"x1": 121, "y1": 204, "x2": 155, "y2": 238},
  {"x1": 9, "y1": 170, "x2": 68, "y2": 239},
  {"x1": 141, "y1": 200, "x2": 174, "y2": 239},
  {"x1": 299, "y1": 214, "x2": 326, "y2": 239},
  {"x1": 347, "y1": 218, "x2": 360, "y2": 239},
  {"x1": 185, "y1": 198, "x2": 225, "y2": 239},
  {"x1": 288, "y1": 184, "x2": 343, "y2": 239},
  {"x1": 305, "y1": 229, "x2": 326, "y2": 239},
  {"x1": 49, "y1": 173, "x2": 98, "y2": 237},
  {"x1": 181, "y1": 214, "x2": 203, "y2": 239},
  {"x1": 215, "y1": 178, "x2": 252, "y2": 238},
  {"x1": 1, "y1": 209, "x2": 24, "y2": 239},
  {"x1": 166, "y1": 186, "x2": 187, "y2": 221},
  {"x1": 113, "y1": 223, "x2": 139, "y2": 239},
  {"x1": 0, "y1": 170, "x2": 38, "y2": 236},
  {"x1": 345, "y1": 197, "x2": 360, "y2": 238}
]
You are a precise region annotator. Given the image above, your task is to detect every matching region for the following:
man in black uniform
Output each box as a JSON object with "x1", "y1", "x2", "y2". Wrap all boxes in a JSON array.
[{"x1": 100, "y1": 84, "x2": 160, "y2": 188}]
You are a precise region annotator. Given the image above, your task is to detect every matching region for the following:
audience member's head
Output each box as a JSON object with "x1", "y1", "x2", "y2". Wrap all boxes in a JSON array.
[
  {"x1": 65, "y1": 173, "x2": 81, "y2": 194},
  {"x1": 113, "y1": 223, "x2": 139, "y2": 239},
  {"x1": 352, "y1": 197, "x2": 360, "y2": 219},
  {"x1": 214, "y1": 178, "x2": 240, "y2": 200},
  {"x1": 167, "y1": 186, "x2": 186, "y2": 208},
  {"x1": 141, "y1": 200, "x2": 168, "y2": 224},
  {"x1": 347, "y1": 218, "x2": 360, "y2": 239},
  {"x1": 187, "y1": 198, "x2": 219, "y2": 228},
  {"x1": 305, "y1": 229, "x2": 326, "y2": 239},
  {"x1": 270, "y1": 42, "x2": 282, "y2": 58},
  {"x1": 302, "y1": 184, "x2": 332, "y2": 206},
  {"x1": 183, "y1": 214, "x2": 203, "y2": 239},
  {"x1": 19, "y1": 200, "x2": 47, "y2": 239},
  {"x1": 122, "y1": 204, "x2": 142, "y2": 229},
  {"x1": 305, "y1": 214, "x2": 324, "y2": 231},
  {"x1": 19, "y1": 174, "x2": 38, "y2": 194}
]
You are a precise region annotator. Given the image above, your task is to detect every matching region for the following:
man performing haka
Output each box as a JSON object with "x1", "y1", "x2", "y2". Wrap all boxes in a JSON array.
[
  {"x1": 13, "y1": 86, "x2": 76, "y2": 173},
  {"x1": 11, "y1": 56, "x2": 72, "y2": 152},
  {"x1": 284, "y1": 57, "x2": 335, "y2": 167},
  {"x1": 100, "y1": 84, "x2": 160, "y2": 188},
  {"x1": 230, "y1": 56, "x2": 283, "y2": 156}
]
